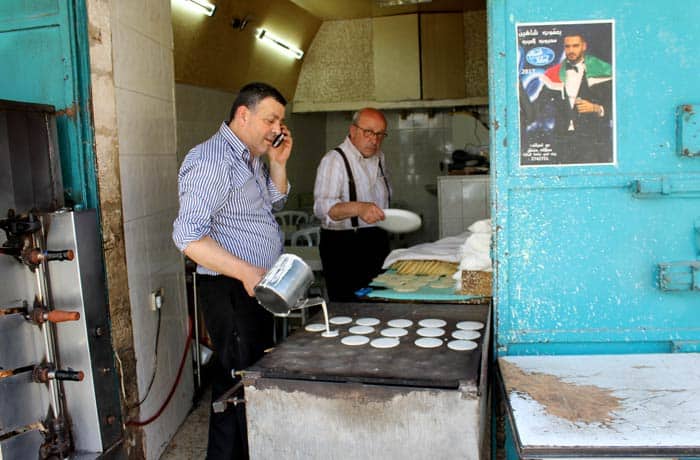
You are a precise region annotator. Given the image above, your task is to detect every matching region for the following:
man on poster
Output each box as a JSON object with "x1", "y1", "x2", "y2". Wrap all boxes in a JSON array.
[{"x1": 538, "y1": 30, "x2": 613, "y2": 164}]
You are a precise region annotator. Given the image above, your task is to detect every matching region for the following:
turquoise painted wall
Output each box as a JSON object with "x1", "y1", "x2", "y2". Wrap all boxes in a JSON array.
[{"x1": 0, "y1": 0, "x2": 97, "y2": 210}]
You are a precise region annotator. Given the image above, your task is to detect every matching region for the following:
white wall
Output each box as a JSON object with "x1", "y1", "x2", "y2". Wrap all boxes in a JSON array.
[{"x1": 111, "y1": 1, "x2": 192, "y2": 459}]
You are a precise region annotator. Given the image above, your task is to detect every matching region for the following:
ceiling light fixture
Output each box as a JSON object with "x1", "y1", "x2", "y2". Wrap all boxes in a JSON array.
[
  {"x1": 256, "y1": 28, "x2": 304, "y2": 60},
  {"x1": 179, "y1": 0, "x2": 216, "y2": 17},
  {"x1": 377, "y1": 0, "x2": 432, "y2": 6}
]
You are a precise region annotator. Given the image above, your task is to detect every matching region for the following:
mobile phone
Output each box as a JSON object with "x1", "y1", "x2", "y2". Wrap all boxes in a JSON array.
[{"x1": 272, "y1": 132, "x2": 285, "y2": 148}]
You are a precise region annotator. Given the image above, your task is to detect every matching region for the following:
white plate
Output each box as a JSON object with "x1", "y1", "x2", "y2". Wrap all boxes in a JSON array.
[
  {"x1": 447, "y1": 340, "x2": 478, "y2": 351},
  {"x1": 330, "y1": 316, "x2": 353, "y2": 325},
  {"x1": 415, "y1": 337, "x2": 442, "y2": 348},
  {"x1": 380, "y1": 327, "x2": 408, "y2": 337},
  {"x1": 377, "y1": 208, "x2": 422, "y2": 233},
  {"x1": 452, "y1": 329, "x2": 480, "y2": 340},
  {"x1": 348, "y1": 325, "x2": 374, "y2": 335},
  {"x1": 456, "y1": 321, "x2": 484, "y2": 331},
  {"x1": 356, "y1": 317, "x2": 380, "y2": 326},
  {"x1": 341, "y1": 335, "x2": 370, "y2": 346},
  {"x1": 370, "y1": 337, "x2": 400, "y2": 349},
  {"x1": 322, "y1": 330, "x2": 339, "y2": 338},
  {"x1": 387, "y1": 318, "x2": 413, "y2": 328},
  {"x1": 418, "y1": 318, "x2": 446, "y2": 328},
  {"x1": 305, "y1": 323, "x2": 326, "y2": 332},
  {"x1": 416, "y1": 327, "x2": 445, "y2": 338}
]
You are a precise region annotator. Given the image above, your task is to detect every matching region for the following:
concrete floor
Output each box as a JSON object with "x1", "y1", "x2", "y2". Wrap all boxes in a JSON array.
[{"x1": 160, "y1": 388, "x2": 209, "y2": 459}]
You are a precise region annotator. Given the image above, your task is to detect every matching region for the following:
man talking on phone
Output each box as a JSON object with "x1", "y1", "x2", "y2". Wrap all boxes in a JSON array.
[{"x1": 173, "y1": 82, "x2": 292, "y2": 459}]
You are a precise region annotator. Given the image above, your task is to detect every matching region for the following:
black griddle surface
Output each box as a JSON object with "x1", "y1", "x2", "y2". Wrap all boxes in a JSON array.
[{"x1": 248, "y1": 302, "x2": 489, "y2": 389}]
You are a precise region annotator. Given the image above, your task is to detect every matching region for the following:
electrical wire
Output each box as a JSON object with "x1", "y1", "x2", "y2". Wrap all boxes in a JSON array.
[
  {"x1": 129, "y1": 308, "x2": 162, "y2": 409},
  {"x1": 126, "y1": 316, "x2": 193, "y2": 427}
]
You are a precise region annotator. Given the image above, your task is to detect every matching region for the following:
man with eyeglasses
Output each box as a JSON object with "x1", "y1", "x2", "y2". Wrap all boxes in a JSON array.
[{"x1": 313, "y1": 108, "x2": 392, "y2": 301}]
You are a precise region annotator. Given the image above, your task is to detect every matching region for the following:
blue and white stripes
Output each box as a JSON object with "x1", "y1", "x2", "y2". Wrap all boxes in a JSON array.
[{"x1": 173, "y1": 122, "x2": 287, "y2": 273}]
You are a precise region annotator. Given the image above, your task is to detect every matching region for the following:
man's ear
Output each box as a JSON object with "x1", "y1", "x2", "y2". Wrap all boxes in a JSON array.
[{"x1": 236, "y1": 105, "x2": 249, "y2": 124}]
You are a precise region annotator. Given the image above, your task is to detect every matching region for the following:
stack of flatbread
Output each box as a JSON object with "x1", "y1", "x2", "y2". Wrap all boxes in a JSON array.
[{"x1": 390, "y1": 259, "x2": 458, "y2": 276}]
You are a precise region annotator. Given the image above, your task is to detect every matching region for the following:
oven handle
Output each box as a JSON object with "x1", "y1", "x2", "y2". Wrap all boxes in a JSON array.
[{"x1": 212, "y1": 380, "x2": 246, "y2": 413}]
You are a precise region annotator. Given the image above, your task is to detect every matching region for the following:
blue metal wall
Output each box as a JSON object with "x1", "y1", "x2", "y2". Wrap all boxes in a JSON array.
[
  {"x1": 489, "y1": 0, "x2": 700, "y2": 355},
  {"x1": 0, "y1": 0, "x2": 97, "y2": 210}
]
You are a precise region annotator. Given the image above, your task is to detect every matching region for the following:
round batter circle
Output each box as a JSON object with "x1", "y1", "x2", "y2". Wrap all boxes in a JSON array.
[
  {"x1": 304, "y1": 323, "x2": 326, "y2": 332},
  {"x1": 415, "y1": 337, "x2": 442, "y2": 348},
  {"x1": 348, "y1": 325, "x2": 374, "y2": 335},
  {"x1": 452, "y1": 329, "x2": 480, "y2": 340},
  {"x1": 370, "y1": 337, "x2": 400, "y2": 349},
  {"x1": 387, "y1": 318, "x2": 413, "y2": 328},
  {"x1": 380, "y1": 327, "x2": 408, "y2": 338},
  {"x1": 356, "y1": 317, "x2": 380, "y2": 326},
  {"x1": 418, "y1": 318, "x2": 447, "y2": 328},
  {"x1": 447, "y1": 340, "x2": 478, "y2": 351},
  {"x1": 321, "y1": 329, "x2": 339, "y2": 338},
  {"x1": 329, "y1": 316, "x2": 353, "y2": 325},
  {"x1": 416, "y1": 327, "x2": 445, "y2": 338},
  {"x1": 456, "y1": 321, "x2": 484, "y2": 331},
  {"x1": 341, "y1": 335, "x2": 370, "y2": 346}
]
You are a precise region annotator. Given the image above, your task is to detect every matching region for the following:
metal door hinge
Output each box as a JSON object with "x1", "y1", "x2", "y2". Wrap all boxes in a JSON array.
[
  {"x1": 631, "y1": 177, "x2": 700, "y2": 197},
  {"x1": 658, "y1": 261, "x2": 700, "y2": 291},
  {"x1": 677, "y1": 104, "x2": 700, "y2": 157}
]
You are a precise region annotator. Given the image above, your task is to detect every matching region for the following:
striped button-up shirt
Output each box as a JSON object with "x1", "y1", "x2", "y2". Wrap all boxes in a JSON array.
[
  {"x1": 313, "y1": 136, "x2": 391, "y2": 230},
  {"x1": 173, "y1": 122, "x2": 288, "y2": 274}
]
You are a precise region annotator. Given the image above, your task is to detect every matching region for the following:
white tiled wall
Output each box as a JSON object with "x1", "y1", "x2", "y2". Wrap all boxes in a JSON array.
[{"x1": 112, "y1": 1, "x2": 192, "y2": 459}]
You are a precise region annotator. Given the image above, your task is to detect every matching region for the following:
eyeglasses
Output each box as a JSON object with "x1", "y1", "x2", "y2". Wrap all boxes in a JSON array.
[{"x1": 353, "y1": 124, "x2": 388, "y2": 140}]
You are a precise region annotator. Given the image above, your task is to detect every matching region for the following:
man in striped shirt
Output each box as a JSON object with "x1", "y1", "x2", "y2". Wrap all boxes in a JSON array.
[
  {"x1": 313, "y1": 108, "x2": 392, "y2": 301},
  {"x1": 173, "y1": 82, "x2": 292, "y2": 459}
]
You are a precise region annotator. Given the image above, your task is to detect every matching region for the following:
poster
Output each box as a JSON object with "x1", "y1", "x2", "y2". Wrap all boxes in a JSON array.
[{"x1": 517, "y1": 21, "x2": 615, "y2": 166}]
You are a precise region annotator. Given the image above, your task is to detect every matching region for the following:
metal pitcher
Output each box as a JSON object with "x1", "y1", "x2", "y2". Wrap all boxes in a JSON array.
[{"x1": 254, "y1": 253, "x2": 324, "y2": 316}]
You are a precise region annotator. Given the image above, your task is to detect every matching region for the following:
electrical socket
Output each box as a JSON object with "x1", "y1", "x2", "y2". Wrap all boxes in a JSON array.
[{"x1": 149, "y1": 288, "x2": 164, "y2": 311}]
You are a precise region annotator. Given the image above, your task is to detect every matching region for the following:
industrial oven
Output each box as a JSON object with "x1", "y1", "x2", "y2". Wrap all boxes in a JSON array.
[
  {"x1": 0, "y1": 100, "x2": 122, "y2": 458},
  {"x1": 488, "y1": 0, "x2": 700, "y2": 457},
  {"x1": 238, "y1": 301, "x2": 491, "y2": 460}
]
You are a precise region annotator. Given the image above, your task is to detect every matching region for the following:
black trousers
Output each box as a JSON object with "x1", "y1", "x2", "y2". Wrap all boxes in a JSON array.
[
  {"x1": 319, "y1": 227, "x2": 390, "y2": 302},
  {"x1": 197, "y1": 275, "x2": 274, "y2": 460}
]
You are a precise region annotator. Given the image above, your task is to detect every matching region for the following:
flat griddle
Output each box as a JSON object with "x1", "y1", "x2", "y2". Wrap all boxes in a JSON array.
[{"x1": 247, "y1": 301, "x2": 490, "y2": 389}]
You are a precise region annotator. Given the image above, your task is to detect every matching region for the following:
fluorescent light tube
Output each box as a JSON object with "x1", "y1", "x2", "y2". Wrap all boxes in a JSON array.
[
  {"x1": 180, "y1": 0, "x2": 216, "y2": 16},
  {"x1": 256, "y1": 28, "x2": 304, "y2": 60}
]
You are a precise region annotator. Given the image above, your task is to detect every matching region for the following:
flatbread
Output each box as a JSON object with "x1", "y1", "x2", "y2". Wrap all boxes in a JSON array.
[
  {"x1": 305, "y1": 323, "x2": 326, "y2": 332},
  {"x1": 370, "y1": 337, "x2": 400, "y2": 349},
  {"x1": 456, "y1": 321, "x2": 484, "y2": 331},
  {"x1": 416, "y1": 327, "x2": 445, "y2": 338},
  {"x1": 387, "y1": 318, "x2": 413, "y2": 328},
  {"x1": 452, "y1": 329, "x2": 480, "y2": 340},
  {"x1": 329, "y1": 316, "x2": 353, "y2": 325},
  {"x1": 341, "y1": 335, "x2": 370, "y2": 346},
  {"x1": 380, "y1": 327, "x2": 408, "y2": 338},
  {"x1": 414, "y1": 337, "x2": 442, "y2": 348},
  {"x1": 348, "y1": 325, "x2": 374, "y2": 335},
  {"x1": 447, "y1": 340, "x2": 477, "y2": 351},
  {"x1": 418, "y1": 318, "x2": 446, "y2": 328},
  {"x1": 356, "y1": 317, "x2": 380, "y2": 326}
]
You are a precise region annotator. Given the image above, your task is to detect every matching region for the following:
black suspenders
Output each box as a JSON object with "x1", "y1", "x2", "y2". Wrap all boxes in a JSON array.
[{"x1": 334, "y1": 147, "x2": 391, "y2": 229}]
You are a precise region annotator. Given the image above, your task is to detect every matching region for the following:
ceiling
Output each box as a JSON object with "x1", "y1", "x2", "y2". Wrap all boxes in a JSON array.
[{"x1": 287, "y1": 0, "x2": 486, "y2": 21}]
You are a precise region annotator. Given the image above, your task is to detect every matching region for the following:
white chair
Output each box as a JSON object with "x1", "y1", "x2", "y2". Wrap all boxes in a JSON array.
[
  {"x1": 274, "y1": 210, "x2": 309, "y2": 228},
  {"x1": 290, "y1": 226, "x2": 320, "y2": 247}
]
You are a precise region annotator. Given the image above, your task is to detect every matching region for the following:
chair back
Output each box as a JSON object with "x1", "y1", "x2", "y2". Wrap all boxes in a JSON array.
[{"x1": 290, "y1": 226, "x2": 321, "y2": 247}]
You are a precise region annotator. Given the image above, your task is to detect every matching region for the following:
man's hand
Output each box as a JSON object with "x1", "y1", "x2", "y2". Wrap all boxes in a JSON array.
[
  {"x1": 575, "y1": 98, "x2": 604, "y2": 116},
  {"x1": 268, "y1": 126, "x2": 293, "y2": 166},
  {"x1": 358, "y1": 202, "x2": 385, "y2": 224},
  {"x1": 240, "y1": 264, "x2": 267, "y2": 296}
]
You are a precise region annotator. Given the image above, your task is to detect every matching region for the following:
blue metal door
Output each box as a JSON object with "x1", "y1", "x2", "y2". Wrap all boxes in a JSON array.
[
  {"x1": 489, "y1": 0, "x2": 700, "y2": 356},
  {"x1": 0, "y1": 0, "x2": 97, "y2": 209}
]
